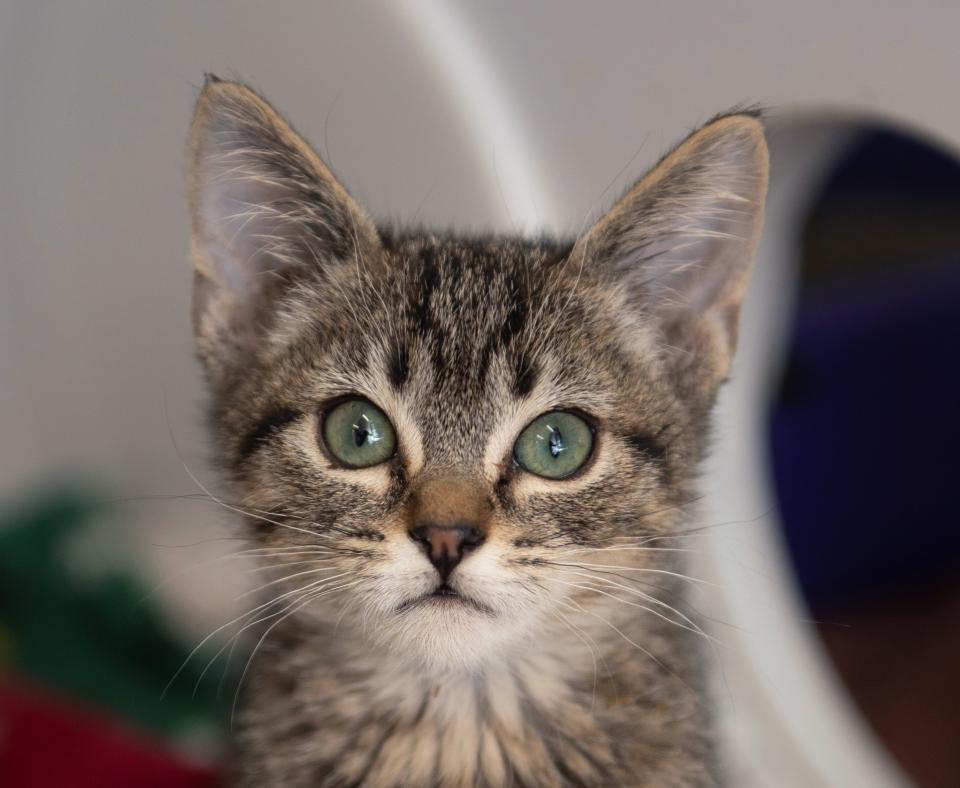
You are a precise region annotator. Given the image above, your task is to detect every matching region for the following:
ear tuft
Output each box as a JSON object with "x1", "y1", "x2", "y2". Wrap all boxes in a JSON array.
[
  {"x1": 187, "y1": 79, "x2": 379, "y2": 378},
  {"x1": 572, "y1": 112, "x2": 769, "y2": 402}
]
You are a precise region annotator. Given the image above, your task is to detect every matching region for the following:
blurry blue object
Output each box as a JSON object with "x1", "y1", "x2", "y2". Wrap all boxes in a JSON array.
[{"x1": 769, "y1": 258, "x2": 960, "y2": 607}]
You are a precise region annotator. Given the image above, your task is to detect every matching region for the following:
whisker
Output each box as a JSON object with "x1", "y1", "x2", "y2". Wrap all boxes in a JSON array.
[
  {"x1": 559, "y1": 570, "x2": 736, "y2": 707},
  {"x1": 545, "y1": 577, "x2": 719, "y2": 645},
  {"x1": 247, "y1": 556, "x2": 341, "y2": 573},
  {"x1": 137, "y1": 545, "x2": 337, "y2": 608},
  {"x1": 112, "y1": 491, "x2": 344, "y2": 535},
  {"x1": 162, "y1": 571, "x2": 350, "y2": 698},
  {"x1": 170, "y1": 451, "x2": 334, "y2": 543},
  {"x1": 193, "y1": 576, "x2": 357, "y2": 698},
  {"x1": 161, "y1": 405, "x2": 364, "y2": 543},
  {"x1": 552, "y1": 545, "x2": 694, "y2": 556},
  {"x1": 238, "y1": 566, "x2": 347, "y2": 599},
  {"x1": 629, "y1": 512, "x2": 775, "y2": 546},
  {"x1": 551, "y1": 609, "x2": 602, "y2": 712},
  {"x1": 552, "y1": 595, "x2": 694, "y2": 696},
  {"x1": 559, "y1": 571, "x2": 720, "y2": 645},
  {"x1": 239, "y1": 546, "x2": 342, "y2": 558},
  {"x1": 230, "y1": 580, "x2": 361, "y2": 725},
  {"x1": 543, "y1": 560, "x2": 715, "y2": 588}
]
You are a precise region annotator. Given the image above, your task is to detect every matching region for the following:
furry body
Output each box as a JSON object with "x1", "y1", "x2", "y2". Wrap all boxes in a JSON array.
[{"x1": 186, "y1": 78, "x2": 768, "y2": 787}]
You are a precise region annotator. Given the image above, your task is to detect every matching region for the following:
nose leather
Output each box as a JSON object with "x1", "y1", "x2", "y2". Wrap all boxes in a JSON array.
[
  {"x1": 409, "y1": 523, "x2": 485, "y2": 581},
  {"x1": 407, "y1": 476, "x2": 490, "y2": 581}
]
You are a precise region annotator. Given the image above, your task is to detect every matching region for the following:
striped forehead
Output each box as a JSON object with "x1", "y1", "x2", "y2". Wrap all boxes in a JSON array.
[
  {"x1": 385, "y1": 238, "x2": 564, "y2": 386},
  {"x1": 377, "y1": 236, "x2": 572, "y2": 458}
]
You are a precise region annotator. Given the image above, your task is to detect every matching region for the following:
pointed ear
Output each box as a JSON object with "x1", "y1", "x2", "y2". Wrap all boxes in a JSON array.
[
  {"x1": 187, "y1": 77, "x2": 380, "y2": 376},
  {"x1": 572, "y1": 113, "x2": 768, "y2": 403}
]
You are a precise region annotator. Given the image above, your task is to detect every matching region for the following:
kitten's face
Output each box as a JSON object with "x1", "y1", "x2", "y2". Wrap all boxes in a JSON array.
[
  {"x1": 187, "y1": 80, "x2": 768, "y2": 670},
  {"x1": 210, "y1": 235, "x2": 693, "y2": 669}
]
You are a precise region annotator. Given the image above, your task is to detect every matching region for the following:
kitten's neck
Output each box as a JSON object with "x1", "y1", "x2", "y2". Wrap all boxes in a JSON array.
[{"x1": 234, "y1": 613, "x2": 713, "y2": 786}]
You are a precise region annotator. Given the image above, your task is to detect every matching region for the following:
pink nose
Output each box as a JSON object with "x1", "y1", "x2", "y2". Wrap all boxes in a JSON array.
[{"x1": 408, "y1": 522, "x2": 485, "y2": 581}]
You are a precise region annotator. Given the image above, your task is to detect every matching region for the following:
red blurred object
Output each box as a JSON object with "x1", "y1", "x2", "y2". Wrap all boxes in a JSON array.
[{"x1": 0, "y1": 678, "x2": 222, "y2": 788}]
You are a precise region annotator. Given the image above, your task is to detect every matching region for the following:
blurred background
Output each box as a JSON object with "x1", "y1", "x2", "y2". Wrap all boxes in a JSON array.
[{"x1": 1, "y1": 2, "x2": 957, "y2": 786}]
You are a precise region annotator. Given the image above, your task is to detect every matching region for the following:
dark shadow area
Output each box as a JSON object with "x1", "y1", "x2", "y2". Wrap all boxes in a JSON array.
[{"x1": 769, "y1": 127, "x2": 960, "y2": 788}]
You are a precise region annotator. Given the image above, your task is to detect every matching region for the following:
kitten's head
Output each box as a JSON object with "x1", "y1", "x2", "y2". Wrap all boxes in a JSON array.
[{"x1": 187, "y1": 78, "x2": 767, "y2": 671}]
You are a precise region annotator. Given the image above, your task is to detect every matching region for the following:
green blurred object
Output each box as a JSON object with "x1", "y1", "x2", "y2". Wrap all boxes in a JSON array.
[{"x1": 0, "y1": 483, "x2": 234, "y2": 744}]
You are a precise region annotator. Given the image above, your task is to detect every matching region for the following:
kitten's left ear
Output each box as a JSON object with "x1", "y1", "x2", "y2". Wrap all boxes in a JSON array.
[
  {"x1": 187, "y1": 76, "x2": 380, "y2": 379},
  {"x1": 572, "y1": 113, "x2": 768, "y2": 404}
]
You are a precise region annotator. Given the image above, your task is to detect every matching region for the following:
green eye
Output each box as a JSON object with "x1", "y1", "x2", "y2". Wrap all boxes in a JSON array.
[
  {"x1": 513, "y1": 411, "x2": 594, "y2": 479},
  {"x1": 322, "y1": 398, "x2": 397, "y2": 468}
]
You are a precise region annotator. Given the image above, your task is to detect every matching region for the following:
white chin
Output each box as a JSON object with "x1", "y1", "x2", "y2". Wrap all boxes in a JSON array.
[{"x1": 384, "y1": 597, "x2": 514, "y2": 672}]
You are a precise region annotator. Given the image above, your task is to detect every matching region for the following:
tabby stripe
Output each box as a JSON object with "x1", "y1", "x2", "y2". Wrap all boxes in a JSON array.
[
  {"x1": 238, "y1": 406, "x2": 301, "y2": 460},
  {"x1": 624, "y1": 430, "x2": 668, "y2": 465}
]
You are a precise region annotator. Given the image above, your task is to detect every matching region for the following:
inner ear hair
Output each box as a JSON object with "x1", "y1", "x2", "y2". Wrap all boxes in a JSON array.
[
  {"x1": 571, "y1": 111, "x2": 769, "y2": 401},
  {"x1": 186, "y1": 77, "x2": 381, "y2": 377}
]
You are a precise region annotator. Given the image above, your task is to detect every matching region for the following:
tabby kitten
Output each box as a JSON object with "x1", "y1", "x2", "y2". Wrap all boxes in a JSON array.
[{"x1": 187, "y1": 76, "x2": 767, "y2": 787}]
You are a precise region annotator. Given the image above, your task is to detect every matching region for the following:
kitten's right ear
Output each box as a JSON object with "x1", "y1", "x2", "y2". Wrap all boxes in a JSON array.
[{"x1": 187, "y1": 76, "x2": 379, "y2": 378}]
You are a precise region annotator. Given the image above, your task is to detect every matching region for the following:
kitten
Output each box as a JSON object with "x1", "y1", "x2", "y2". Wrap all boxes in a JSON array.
[{"x1": 187, "y1": 76, "x2": 768, "y2": 787}]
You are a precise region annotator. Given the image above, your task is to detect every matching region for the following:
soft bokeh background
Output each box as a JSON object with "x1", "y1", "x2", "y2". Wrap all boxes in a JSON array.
[{"x1": 1, "y1": 2, "x2": 957, "y2": 786}]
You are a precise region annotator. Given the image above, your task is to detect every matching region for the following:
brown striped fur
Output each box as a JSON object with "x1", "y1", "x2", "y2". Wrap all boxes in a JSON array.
[{"x1": 186, "y1": 77, "x2": 768, "y2": 787}]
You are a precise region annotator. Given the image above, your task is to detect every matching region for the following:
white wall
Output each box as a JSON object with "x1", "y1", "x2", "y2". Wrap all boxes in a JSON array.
[
  {"x1": 3, "y1": 0, "x2": 959, "y2": 497},
  {"x1": 2, "y1": 2, "x2": 956, "y2": 784}
]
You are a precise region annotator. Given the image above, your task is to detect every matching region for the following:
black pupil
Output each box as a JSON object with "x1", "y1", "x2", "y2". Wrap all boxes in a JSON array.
[
  {"x1": 548, "y1": 427, "x2": 564, "y2": 458},
  {"x1": 353, "y1": 415, "x2": 370, "y2": 447}
]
